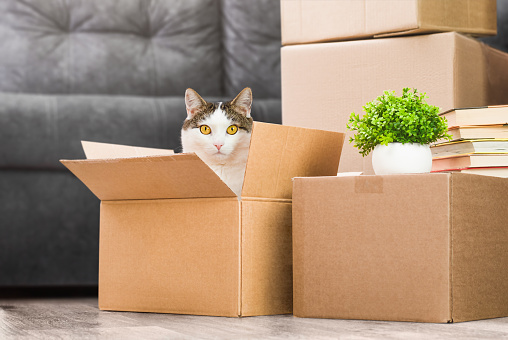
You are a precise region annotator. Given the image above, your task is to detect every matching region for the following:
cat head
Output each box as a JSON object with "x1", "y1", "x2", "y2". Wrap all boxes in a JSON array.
[{"x1": 181, "y1": 87, "x2": 253, "y2": 162}]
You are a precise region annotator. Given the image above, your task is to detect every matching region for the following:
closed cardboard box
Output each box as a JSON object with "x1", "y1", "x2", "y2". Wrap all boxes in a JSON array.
[
  {"x1": 282, "y1": 32, "x2": 508, "y2": 174},
  {"x1": 281, "y1": 0, "x2": 497, "y2": 45},
  {"x1": 293, "y1": 173, "x2": 508, "y2": 323},
  {"x1": 62, "y1": 122, "x2": 344, "y2": 317}
]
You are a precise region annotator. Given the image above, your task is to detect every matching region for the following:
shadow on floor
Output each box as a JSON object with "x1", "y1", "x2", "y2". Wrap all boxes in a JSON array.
[{"x1": 0, "y1": 286, "x2": 98, "y2": 299}]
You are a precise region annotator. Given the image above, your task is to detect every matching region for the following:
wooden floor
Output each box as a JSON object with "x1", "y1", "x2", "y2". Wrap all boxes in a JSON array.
[{"x1": 1, "y1": 298, "x2": 508, "y2": 339}]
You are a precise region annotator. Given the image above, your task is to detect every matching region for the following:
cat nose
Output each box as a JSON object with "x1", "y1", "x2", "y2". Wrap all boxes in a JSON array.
[{"x1": 214, "y1": 143, "x2": 223, "y2": 151}]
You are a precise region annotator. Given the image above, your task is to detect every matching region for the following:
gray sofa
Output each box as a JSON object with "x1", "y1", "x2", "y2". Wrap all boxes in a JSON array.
[{"x1": 0, "y1": 0, "x2": 282, "y2": 287}]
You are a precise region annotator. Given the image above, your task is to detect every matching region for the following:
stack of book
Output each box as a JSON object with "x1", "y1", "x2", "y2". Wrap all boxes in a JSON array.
[{"x1": 431, "y1": 106, "x2": 508, "y2": 177}]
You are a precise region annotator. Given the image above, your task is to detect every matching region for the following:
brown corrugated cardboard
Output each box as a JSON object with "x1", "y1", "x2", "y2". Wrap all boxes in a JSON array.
[
  {"x1": 243, "y1": 123, "x2": 341, "y2": 199},
  {"x1": 61, "y1": 122, "x2": 344, "y2": 317},
  {"x1": 281, "y1": 0, "x2": 497, "y2": 45},
  {"x1": 82, "y1": 141, "x2": 174, "y2": 159},
  {"x1": 240, "y1": 200, "x2": 293, "y2": 315},
  {"x1": 99, "y1": 198, "x2": 241, "y2": 316},
  {"x1": 450, "y1": 174, "x2": 508, "y2": 322},
  {"x1": 63, "y1": 154, "x2": 235, "y2": 200},
  {"x1": 292, "y1": 173, "x2": 508, "y2": 323},
  {"x1": 281, "y1": 32, "x2": 508, "y2": 174}
]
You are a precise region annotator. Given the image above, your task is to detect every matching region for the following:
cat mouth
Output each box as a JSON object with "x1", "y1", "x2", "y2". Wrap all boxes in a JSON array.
[{"x1": 213, "y1": 150, "x2": 228, "y2": 156}]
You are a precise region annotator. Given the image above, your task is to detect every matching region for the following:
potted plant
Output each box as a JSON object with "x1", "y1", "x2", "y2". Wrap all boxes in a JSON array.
[{"x1": 347, "y1": 88, "x2": 452, "y2": 175}]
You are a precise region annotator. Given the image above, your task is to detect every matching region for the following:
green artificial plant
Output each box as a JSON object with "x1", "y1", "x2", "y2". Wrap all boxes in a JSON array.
[{"x1": 346, "y1": 88, "x2": 452, "y2": 157}]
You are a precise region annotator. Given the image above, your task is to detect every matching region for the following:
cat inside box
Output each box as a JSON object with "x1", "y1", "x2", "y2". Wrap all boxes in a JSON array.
[{"x1": 181, "y1": 88, "x2": 253, "y2": 196}]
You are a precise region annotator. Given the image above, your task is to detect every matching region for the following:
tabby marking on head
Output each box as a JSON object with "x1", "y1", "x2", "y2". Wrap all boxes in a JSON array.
[{"x1": 181, "y1": 87, "x2": 253, "y2": 196}]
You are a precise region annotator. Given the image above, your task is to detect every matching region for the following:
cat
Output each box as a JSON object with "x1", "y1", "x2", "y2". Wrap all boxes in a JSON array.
[{"x1": 181, "y1": 87, "x2": 253, "y2": 196}]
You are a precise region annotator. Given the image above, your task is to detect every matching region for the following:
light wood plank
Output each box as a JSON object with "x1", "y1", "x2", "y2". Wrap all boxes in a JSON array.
[{"x1": 0, "y1": 298, "x2": 508, "y2": 339}]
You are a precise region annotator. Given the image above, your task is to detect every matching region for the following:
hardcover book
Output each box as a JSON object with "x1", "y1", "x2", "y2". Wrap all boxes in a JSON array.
[
  {"x1": 431, "y1": 139, "x2": 508, "y2": 158},
  {"x1": 447, "y1": 125, "x2": 508, "y2": 141},
  {"x1": 432, "y1": 154, "x2": 508, "y2": 171},
  {"x1": 440, "y1": 105, "x2": 508, "y2": 128}
]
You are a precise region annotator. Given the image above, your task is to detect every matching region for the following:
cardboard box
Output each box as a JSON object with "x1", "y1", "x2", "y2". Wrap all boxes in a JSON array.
[
  {"x1": 281, "y1": 32, "x2": 508, "y2": 174},
  {"x1": 61, "y1": 122, "x2": 344, "y2": 317},
  {"x1": 293, "y1": 173, "x2": 508, "y2": 323},
  {"x1": 281, "y1": 0, "x2": 497, "y2": 45}
]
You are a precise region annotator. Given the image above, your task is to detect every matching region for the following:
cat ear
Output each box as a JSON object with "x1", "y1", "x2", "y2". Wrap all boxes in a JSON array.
[
  {"x1": 185, "y1": 88, "x2": 206, "y2": 119},
  {"x1": 231, "y1": 87, "x2": 252, "y2": 118}
]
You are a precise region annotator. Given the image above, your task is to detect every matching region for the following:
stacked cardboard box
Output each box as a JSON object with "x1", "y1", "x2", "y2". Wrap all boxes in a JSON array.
[
  {"x1": 280, "y1": 0, "x2": 508, "y2": 174},
  {"x1": 282, "y1": 0, "x2": 508, "y2": 322},
  {"x1": 431, "y1": 106, "x2": 508, "y2": 177}
]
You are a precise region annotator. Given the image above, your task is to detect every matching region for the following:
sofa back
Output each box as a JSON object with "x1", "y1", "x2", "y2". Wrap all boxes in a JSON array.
[{"x1": 0, "y1": 0, "x2": 281, "y2": 99}]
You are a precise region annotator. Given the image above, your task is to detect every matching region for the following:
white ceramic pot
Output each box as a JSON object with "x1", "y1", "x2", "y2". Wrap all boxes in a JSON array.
[{"x1": 371, "y1": 143, "x2": 432, "y2": 175}]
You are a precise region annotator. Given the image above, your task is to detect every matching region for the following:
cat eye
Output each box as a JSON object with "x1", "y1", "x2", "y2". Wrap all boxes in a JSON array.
[
  {"x1": 227, "y1": 125, "x2": 238, "y2": 135},
  {"x1": 200, "y1": 125, "x2": 211, "y2": 135}
]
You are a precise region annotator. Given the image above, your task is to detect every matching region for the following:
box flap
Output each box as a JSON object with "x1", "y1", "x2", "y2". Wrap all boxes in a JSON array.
[
  {"x1": 82, "y1": 141, "x2": 174, "y2": 159},
  {"x1": 373, "y1": 27, "x2": 438, "y2": 39},
  {"x1": 242, "y1": 122, "x2": 344, "y2": 199},
  {"x1": 61, "y1": 154, "x2": 236, "y2": 201}
]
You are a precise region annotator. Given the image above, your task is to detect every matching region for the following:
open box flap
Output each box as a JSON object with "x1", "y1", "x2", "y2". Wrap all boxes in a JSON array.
[
  {"x1": 61, "y1": 153, "x2": 236, "y2": 201},
  {"x1": 82, "y1": 141, "x2": 174, "y2": 159},
  {"x1": 241, "y1": 122, "x2": 344, "y2": 199}
]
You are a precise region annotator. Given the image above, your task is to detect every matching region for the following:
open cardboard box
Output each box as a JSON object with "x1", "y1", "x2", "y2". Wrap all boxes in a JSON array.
[
  {"x1": 281, "y1": 0, "x2": 496, "y2": 45},
  {"x1": 293, "y1": 173, "x2": 508, "y2": 323},
  {"x1": 61, "y1": 122, "x2": 344, "y2": 317}
]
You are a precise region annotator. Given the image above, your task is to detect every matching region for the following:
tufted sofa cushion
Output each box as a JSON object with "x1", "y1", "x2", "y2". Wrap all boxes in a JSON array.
[
  {"x1": 222, "y1": 0, "x2": 281, "y2": 99},
  {"x1": 0, "y1": 0, "x2": 223, "y2": 97}
]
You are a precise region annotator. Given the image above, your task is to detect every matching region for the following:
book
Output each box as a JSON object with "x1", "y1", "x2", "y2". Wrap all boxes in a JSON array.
[
  {"x1": 440, "y1": 105, "x2": 508, "y2": 128},
  {"x1": 432, "y1": 167, "x2": 508, "y2": 178},
  {"x1": 446, "y1": 125, "x2": 508, "y2": 141},
  {"x1": 432, "y1": 154, "x2": 508, "y2": 171},
  {"x1": 431, "y1": 139, "x2": 508, "y2": 158}
]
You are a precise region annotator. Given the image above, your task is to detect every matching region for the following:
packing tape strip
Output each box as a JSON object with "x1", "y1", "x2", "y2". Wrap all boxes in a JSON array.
[{"x1": 354, "y1": 176, "x2": 384, "y2": 194}]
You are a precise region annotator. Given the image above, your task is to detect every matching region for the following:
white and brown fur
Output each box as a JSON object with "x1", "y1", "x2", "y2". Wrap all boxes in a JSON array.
[{"x1": 181, "y1": 87, "x2": 253, "y2": 196}]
